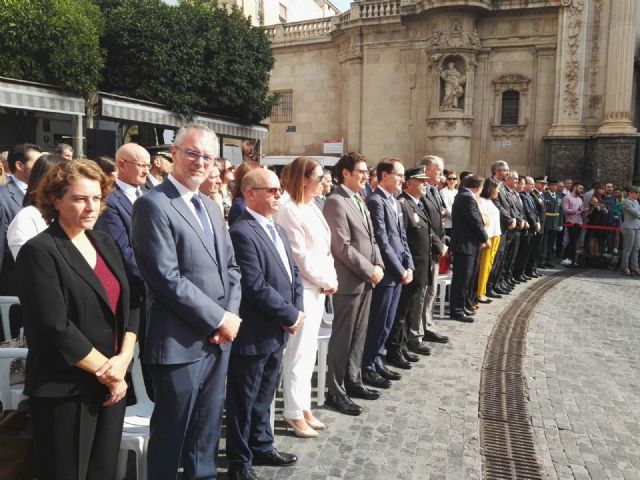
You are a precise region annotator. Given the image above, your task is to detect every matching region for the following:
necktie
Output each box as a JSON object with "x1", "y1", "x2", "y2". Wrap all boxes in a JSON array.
[
  {"x1": 354, "y1": 194, "x2": 370, "y2": 229},
  {"x1": 266, "y1": 223, "x2": 292, "y2": 281},
  {"x1": 191, "y1": 195, "x2": 216, "y2": 250},
  {"x1": 135, "y1": 188, "x2": 143, "y2": 198}
]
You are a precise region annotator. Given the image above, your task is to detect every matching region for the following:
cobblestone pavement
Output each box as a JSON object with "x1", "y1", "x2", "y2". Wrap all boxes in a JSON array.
[
  {"x1": 526, "y1": 269, "x2": 640, "y2": 480},
  {"x1": 229, "y1": 276, "x2": 543, "y2": 480}
]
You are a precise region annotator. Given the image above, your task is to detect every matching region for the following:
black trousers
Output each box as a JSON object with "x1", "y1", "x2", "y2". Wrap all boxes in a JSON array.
[
  {"x1": 564, "y1": 223, "x2": 581, "y2": 262},
  {"x1": 30, "y1": 394, "x2": 126, "y2": 480},
  {"x1": 487, "y1": 233, "x2": 508, "y2": 291},
  {"x1": 513, "y1": 233, "x2": 532, "y2": 278},
  {"x1": 501, "y1": 231, "x2": 521, "y2": 282},
  {"x1": 450, "y1": 249, "x2": 478, "y2": 316}
]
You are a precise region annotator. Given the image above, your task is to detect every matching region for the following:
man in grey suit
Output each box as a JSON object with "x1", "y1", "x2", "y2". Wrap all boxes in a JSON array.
[
  {"x1": 0, "y1": 143, "x2": 41, "y2": 297},
  {"x1": 323, "y1": 152, "x2": 384, "y2": 416},
  {"x1": 131, "y1": 124, "x2": 242, "y2": 479}
]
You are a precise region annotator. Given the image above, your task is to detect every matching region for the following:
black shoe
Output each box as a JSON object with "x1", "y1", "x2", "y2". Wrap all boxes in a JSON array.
[
  {"x1": 450, "y1": 313, "x2": 474, "y2": 323},
  {"x1": 463, "y1": 309, "x2": 476, "y2": 316},
  {"x1": 408, "y1": 341, "x2": 432, "y2": 354},
  {"x1": 516, "y1": 276, "x2": 529, "y2": 283},
  {"x1": 494, "y1": 287, "x2": 510, "y2": 295},
  {"x1": 543, "y1": 263, "x2": 555, "y2": 269},
  {"x1": 385, "y1": 350, "x2": 412, "y2": 369},
  {"x1": 363, "y1": 370, "x2": 393, "y2": 389},
  {"x1": 253, "y1": 449, "x2": 297, "y2": 467},
  {"x1": 423, "y1": 330, "x2": 449, "y2": 343},
  {"x1": 486, "y1": 291, "x2": 502, "y2": 299},
  {"x1": 346, "y1": 385, "x2": 381, "y2": 400},
  {"x1": 325, "y1": 393, "x2": 362, "y2": 416},
  {"x1": 400, "y1": 346, "x2": 420, "y2": 362},
  {"x1": 228, "y1": 467, "x2": 262, "y2": 480},
  {"x1": 377, "y1": 364, "x2": 402, "y2": 381}
]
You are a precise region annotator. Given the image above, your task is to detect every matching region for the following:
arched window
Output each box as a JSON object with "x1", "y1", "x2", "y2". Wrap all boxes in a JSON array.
[{"x1": 501, "y1": 90, "x2": 520, "y2": 125}]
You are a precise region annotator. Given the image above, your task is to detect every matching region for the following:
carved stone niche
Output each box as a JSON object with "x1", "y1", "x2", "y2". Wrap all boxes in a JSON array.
[
  {"x1": 439, "y1": 55, "x2": 466, "y2": 112},
  {"x1": 491, "y1": 73, "x2": 531, "y2": 139}
]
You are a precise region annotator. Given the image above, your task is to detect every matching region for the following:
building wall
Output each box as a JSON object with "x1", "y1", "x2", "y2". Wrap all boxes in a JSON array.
[{"x1": 264, "y1": 1, "x2": 640, "y2": 185}]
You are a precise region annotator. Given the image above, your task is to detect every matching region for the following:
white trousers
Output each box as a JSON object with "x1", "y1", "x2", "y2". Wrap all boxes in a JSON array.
[{"x1": 282, "y1": 288, "x2": 325, "y2": 419}]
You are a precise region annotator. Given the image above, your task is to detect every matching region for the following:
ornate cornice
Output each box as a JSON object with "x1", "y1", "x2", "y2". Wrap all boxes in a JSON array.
[
  {"x1": 424, "y1": 23, "x2": 480, "y2": 51},
  {"x1": 491, "y1": 124, "x2": 528, "y2": 139}
]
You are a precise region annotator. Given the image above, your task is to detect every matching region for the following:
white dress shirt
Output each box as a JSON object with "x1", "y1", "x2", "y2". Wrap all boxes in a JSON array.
[
  {"x1": 246, "y1": 206, "x2": 292, "y2": 281},
  {"x1": 115, "y1": 178, "x2": 142, "y2": 205},
  {"x1": 7, "y1": 205, "x2": 47, "y2": 260},
  {"x1": 166, "y1": 174, "x2": 211, "y2": 232}
]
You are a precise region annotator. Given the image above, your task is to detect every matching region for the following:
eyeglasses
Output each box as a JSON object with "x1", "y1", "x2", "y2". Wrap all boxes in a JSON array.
[
  {"x1": 122, "y1": 158, "x2": 151, "y2": 169},
  {"x1": 447, "y1": 177, "x2": 457, "y2": 181},
  {"x1": 250, "y1": 187, "x2": 284, "y2": 195},
  {"x1": 178, "y1": 148, "x2": 215, "y2": 164}
]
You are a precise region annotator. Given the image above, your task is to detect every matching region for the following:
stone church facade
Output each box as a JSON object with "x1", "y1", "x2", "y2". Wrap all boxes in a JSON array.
[{"x1": 263, "y1": 0, "x2": 640, "y2": 185}]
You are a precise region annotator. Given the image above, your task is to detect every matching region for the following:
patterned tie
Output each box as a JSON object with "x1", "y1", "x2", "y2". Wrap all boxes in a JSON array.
[
  {"x1": 266, "y1": 223, "x2": 292, "y2": 281},
  {"x1": 191, "y1": 194, "x2": 216, "y2": 250},
  {"x1": 354, "y1": 194, "x2": 370, "y2": 229},
  {"x1": 135, "y1": 188, "x2": 143, "y2": 198}
]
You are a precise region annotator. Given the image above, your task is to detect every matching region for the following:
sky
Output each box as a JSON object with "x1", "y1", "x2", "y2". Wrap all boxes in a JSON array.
[{"x1": 332, "y1": 0, "x2": 351, "y2": 13}]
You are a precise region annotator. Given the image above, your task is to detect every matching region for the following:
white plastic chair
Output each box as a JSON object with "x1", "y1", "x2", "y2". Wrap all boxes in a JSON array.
[
  {"x1": 316, "y1": 326, "x2": 331, "y2": 406},
  {"x1": 117, "y1": 346, "x2": 152, "y2": 480},
  {"x1": 0, "y1": 296, "x2": 20, "y2": 341},
  {"x1": 436, "y1": 273, "x2": 452, "y2": 318},
  {"x1": 0, "y1": 347, "x2": 27, "y2": 411}
]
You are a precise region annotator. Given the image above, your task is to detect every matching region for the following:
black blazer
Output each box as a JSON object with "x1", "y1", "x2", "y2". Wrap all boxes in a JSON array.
[
  {"x1": 450, "y1": 188, "x2": 488, "y2": 255},
  {"x1": 16, "y1": 222, "x2": 135, "y2": 398},
  {"x1": 398, "y1": 192, "x2": 432, "y2": 286},
  {"x1": 421, "y1": 186, "x2": 446, "y2": 256}
]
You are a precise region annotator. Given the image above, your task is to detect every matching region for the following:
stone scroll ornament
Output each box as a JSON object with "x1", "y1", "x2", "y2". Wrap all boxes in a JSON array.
[{"x1": 440, "y1": 62, "x2": 465, "y2": 109}]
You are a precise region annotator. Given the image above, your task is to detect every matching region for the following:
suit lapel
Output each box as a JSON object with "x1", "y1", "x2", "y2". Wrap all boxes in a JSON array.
[
  {"x1": 337, "y1": 186, "x2": 371, "y2": 233},
  {"x1": 401, "y1": 193, "x2": 429, "y2": 223},
  {"x1": 8, "y1": 179, "x2": 24, "y2": 208},
  {"x1": 163, "y1": 182, "x2": 220, "y2": 268},
  {"x1": 51, "y1": 224, "x2": 112, "y2": 311},
  {"x1": 87, "y1": 230, "x2": 129, "y2": 318},
  {"x1": 248, "y1": 218, "x2": 292, "y2": 283},
  {"x1": 114, "y1": 187, "x2": 133, "y2": 216}
]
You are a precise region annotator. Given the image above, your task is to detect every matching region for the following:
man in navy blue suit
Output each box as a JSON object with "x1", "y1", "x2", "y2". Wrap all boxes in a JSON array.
[
  {"x1": 95, "y1": 143, "x2": 149, "y2": 309},
  {"x1": 363, "y1": 158, "x2": 414, "y2": 386},
  {"x1": 226, "y1": 168, "x2": 304, "y2": 480},
  {"x1": 449, "y1": 175, "x2": 489, "y2": 322},
  {"x1": 132, "y1": 124, "x2": 242, "y2": 479}
]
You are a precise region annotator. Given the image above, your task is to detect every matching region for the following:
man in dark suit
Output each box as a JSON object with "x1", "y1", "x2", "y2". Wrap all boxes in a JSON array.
[
  {"x1": 513, "y1": 176, "x2": 538, "y2": 282},
  {"x1": 131, "y1": 124, "x2": 242, "y2": 480},
  {"x1": 486, "y1": 160, "x2": 517, "y2": 297},
  {"x1": 418, "y1": 155, "x2": 450, "y2": 343},
  {"x1": 226, "y1": 169, "x2": 303, "y2": 480},
  {"x1": 449, "y1": 175, "x2": 489, "y2": 322},
  {"x1": 95, "y1": 143, "x2": 152, "y2": 395},
  {"x1": 500, "y1": 171, "x2": 525, "y2": 288},
  {"x1": 363, "y1": 158, "x2": 414, "y2": 377},
  {"x1": 323, "y1": 153, "x2": 384, "y2": 416},
  {"x1": 387, "y1": 167, "x2": 433, "y2": 358},
  {"x1": 0, "y1": 143, "x2": 41, "y2": 296}
]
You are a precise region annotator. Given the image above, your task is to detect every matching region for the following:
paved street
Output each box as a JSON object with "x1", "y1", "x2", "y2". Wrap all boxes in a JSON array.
[
  {"x1": 238, "y1": 273, "x2": 538, "y2": 480},
  {"x1": 127, "y1": 268, "x2": 640, "y2": 479},
  {"x1": 527, "y1": 270, "x2": 640, "y2": 480}
]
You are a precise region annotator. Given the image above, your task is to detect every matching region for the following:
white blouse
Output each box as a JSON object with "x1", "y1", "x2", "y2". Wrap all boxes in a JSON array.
[
  {"x1": 478, "y1": 197, "x2": 502, "y2": 238},
  {"x1": 7, "y1": 205, "x2": 48, "y2": 260},
  {"x1": 439, "y1": 188, "x2": 458, "y2": 229}
]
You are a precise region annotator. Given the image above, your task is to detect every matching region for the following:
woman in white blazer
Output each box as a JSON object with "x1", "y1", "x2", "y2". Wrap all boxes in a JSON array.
[
  {"x1": 276, "y1": 157, "x2": 338, "y2": 438},
  {"x1": 620, "y1": 186, "x2": 640, "y2": 275}
]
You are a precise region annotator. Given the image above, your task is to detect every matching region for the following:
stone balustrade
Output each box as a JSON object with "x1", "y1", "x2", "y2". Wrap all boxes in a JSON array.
[
  {"x1": 264, "y1": 18, "x2": 333, "y2": 44},
  {"x1": 358, "y1": 0, "x2": 401, "y2": 18}
]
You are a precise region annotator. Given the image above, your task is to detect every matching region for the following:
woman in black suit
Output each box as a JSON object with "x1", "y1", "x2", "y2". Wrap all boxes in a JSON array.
[{"x1": 16, "y1": 160, "x2": 137, "y2": 480}]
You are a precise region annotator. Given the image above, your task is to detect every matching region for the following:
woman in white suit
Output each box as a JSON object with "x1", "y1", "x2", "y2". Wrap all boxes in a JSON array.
[{"x1": 276, "y1": 157, "x2": 338, "y2": 438}]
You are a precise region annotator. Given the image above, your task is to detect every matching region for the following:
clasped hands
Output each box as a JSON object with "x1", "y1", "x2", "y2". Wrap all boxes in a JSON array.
[
  {"x1": 209, "y1": 312, "x2": 243, "y2": 345},
  {"x1": 95, "y1": 354, "x2": 132, "y2": 406},
  {"x1": 280, "y1": 311, "x2": 305, "y2": 334}
]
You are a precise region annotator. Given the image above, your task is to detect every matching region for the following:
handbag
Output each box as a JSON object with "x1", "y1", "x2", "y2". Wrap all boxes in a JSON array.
[
  {"x1": 439, "y1": 251, "x2": 452, "y2": 274},
  {"x1": 0, "y1": 405, "x2": 34, "y2": 480},
  {"x1": 0, "y1": 336, "x2": 27, "y2": 385}
]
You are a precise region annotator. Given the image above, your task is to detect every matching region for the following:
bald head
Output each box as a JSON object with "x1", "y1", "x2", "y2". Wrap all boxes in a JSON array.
[
  {"x1": 116, "y1": 143, "x2": 150, "y2": 187},
  {"x1": 243, "y1": 168, "x2": 282, "y2": 218}
]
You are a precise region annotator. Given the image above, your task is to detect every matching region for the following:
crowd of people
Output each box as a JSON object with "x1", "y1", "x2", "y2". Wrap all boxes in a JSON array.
[{"x1": 0, "y1": 125, "x2": 639, "y2": 480}]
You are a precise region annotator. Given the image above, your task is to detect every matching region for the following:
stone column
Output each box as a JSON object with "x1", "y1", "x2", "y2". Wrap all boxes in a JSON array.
[
  {"x1": 72, "y1": 114, "x2": 84, "y2": 158},
  {"x1": 547, "y1": 0, "x2": 588, "y2": 137},
  {"x1": 597, "y1": 0, "x2": 637, "y2": 134}
]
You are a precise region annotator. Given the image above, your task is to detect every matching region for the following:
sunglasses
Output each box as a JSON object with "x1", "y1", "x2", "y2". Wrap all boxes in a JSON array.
[
  {"x1": 447, "y1": 177, "x2": 457, "y2": 181},
  {"x1": 249, "y1": 187, "x2": 284, "y2": 195}
]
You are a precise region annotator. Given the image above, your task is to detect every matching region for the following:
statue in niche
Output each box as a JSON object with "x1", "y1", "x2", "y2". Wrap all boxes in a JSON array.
[{"x1": 440, "y1": 62, "x2": 465, "y2": 109}]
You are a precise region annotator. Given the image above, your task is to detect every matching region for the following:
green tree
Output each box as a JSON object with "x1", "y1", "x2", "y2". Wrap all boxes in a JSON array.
[
  {"x1": 101, "y1": 0, "x2": 277, "y2": 122},
  {"x1": 0, "y1": 0, "x2": 104, "y2": 94}
]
